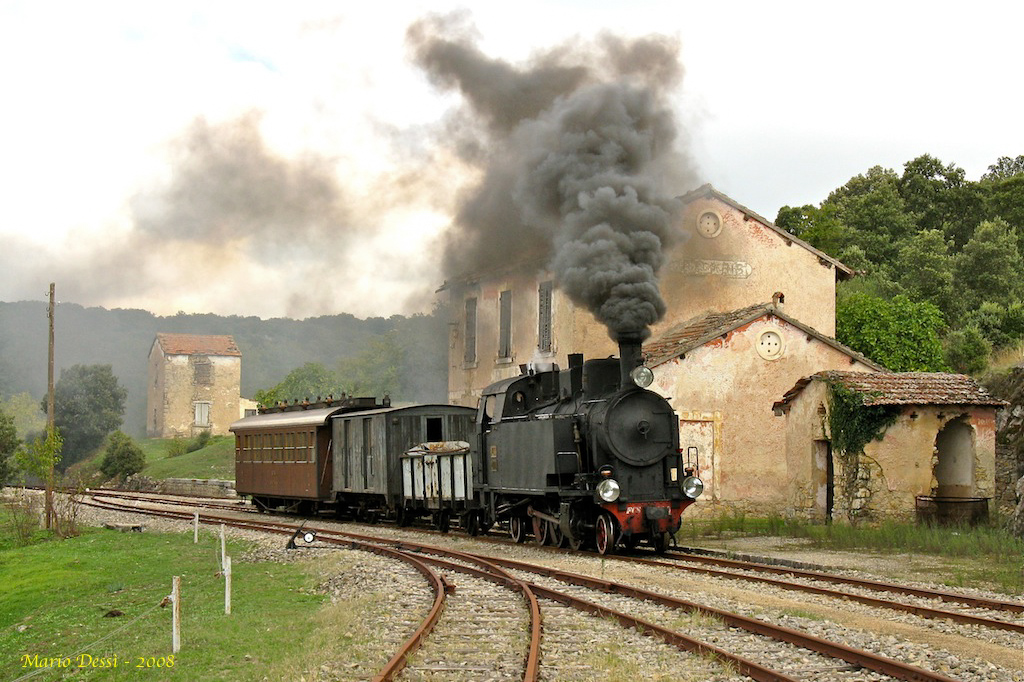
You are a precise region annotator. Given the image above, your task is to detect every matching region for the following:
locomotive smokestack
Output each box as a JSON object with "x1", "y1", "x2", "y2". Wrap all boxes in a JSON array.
[{"x1": 617, "y1": 331, "x2": 644, "y2": 387}]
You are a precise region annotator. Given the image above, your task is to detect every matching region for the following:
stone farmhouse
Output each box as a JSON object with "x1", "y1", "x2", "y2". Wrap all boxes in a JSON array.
[
  {"x1": 146, "y1": 333, "x2": 247, "y2": 438},
  {"x1": 439, "y1": 184, "x2": 1001, "y2": 519}
]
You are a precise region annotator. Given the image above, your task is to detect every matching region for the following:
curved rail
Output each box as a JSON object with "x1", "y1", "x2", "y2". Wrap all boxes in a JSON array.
[{"x1": 83, "y1": 494, "x2": 542, "y2": 682}]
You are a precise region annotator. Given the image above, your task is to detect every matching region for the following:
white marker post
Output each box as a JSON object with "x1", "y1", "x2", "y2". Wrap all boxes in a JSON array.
[
  {"x1": 171, "y1": 576, "x2": 181, "y2": 653},
  {"x1": 193, "y1": 512, "x2": 199, "y2": 544},
  {"x1": 219, "y1": 524, "x2": 226, "y2": 571},
  {"x1": 224, "y1": 556, "x2": 232, "y2": 615}
]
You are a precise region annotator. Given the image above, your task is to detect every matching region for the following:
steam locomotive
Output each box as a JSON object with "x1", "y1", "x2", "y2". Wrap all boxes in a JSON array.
[{"x1": 231, "y1": 336, "x2": 703, "y2": 554}]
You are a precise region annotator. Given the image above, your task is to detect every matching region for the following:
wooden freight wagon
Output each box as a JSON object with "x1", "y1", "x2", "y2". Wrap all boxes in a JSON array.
[{"x1": 331, "y1": 404, "x2": 476, "y2": 519}]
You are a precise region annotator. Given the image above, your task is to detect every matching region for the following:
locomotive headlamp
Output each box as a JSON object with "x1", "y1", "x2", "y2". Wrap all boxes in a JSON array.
[
  {"x1": 629, "y1": 366, "x2": 655, "y2": 388},
  {"x1": 596, "y1": 478, "x2": 621, "y2": 502},
  {"x1": 681, "y1": 475, "x2": 704, "y2": 499}
]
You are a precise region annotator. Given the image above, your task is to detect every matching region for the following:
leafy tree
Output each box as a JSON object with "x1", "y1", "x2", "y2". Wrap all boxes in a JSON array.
[
  {"x1": 46, "y1": 365, "x2": 127, "y2": 468},
  {"x1": 944, "y1": 326, "x2": 991, "y2": 375},
  {"x1": 894, "y1": 229, "x2": 956, "y2": 320},
  {"x1": 836, "y1": 292, "x2": 946, "y2": 371},
  {"x1": 823, "y1": 166, "x2": 918, "y2": 263},
  {"x1": 898, "y1": 154, "x2": 983, "y2": 246},
  {"x1": 961, "y1": 301, "x2": 1024, "y2": 350},
  {"x1": 336, "y1": 331, "x2": 406, "y2": 399},
  {"x1": 255, "y1": 362, "x2": 343, "y2": 407},
  {"x1": 0, "y1": 408, "x2": 19, "y2": 485},
  {"x1": 0, "y1": 392, "x2": 46, "y2": 439},
  {"x1": 983, "y1": 174, "x2": 1024, "y2": 236},
  {"x1": 981, "y1": 155, "x2": 1024, "y2": 181},
  {"x1": 15, "y1": 427, "x2": 62, "y2": 483},
  {"x1": 99, "y1": 431, "x2": 145, "y2": 479},
  {"x1": 954, "y1": 218, "x2": 1023, "y2": 311}
]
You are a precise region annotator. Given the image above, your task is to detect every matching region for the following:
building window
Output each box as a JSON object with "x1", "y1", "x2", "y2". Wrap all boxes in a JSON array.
[
  {"x1": 464, "y1": 297, "x2": 477, "y2": 365},
  {"x1": 498, "y1": 290, "x2": 512, "y2": 360},
  {"x1": 194, "y1": 401, "x2": 211, "y2": 427},
  {"x1": 193, "y1": 357, "x2": 213, "y2": 385},
  {"x1": 538, "y1": 281, "x2": 553, "y2": 354}
]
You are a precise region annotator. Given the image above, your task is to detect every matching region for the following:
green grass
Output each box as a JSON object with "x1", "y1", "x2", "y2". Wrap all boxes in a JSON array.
[
  {"x1": 680, "y1": 511, "x2": 1024, "y2": 594},
  {"x1": 0, "y1": 520, "x2": 371, "y2": 681},
  {"x1": 139, "y1": 437, "x2": 234, "y2": 480}
]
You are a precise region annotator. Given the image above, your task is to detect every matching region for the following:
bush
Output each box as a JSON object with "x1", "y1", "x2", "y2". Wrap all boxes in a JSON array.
[
  {"x1": 99, "y1": 431, "x2": 145, "y2": 480},
  {"x1": 187, "y1": 430, "x2": 212, "y2": 453},
  {"x1": 166, "y1": 437, "x2": 188, "y2": 458}
]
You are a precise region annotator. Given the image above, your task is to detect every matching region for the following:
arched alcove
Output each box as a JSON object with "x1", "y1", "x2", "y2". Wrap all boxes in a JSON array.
[{"x1": 934, "y1": 418, "x2": 975, "y2": 497}]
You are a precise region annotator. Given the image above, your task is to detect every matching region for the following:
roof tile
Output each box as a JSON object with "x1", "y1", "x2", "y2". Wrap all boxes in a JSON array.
[{"x1": 155, "y1": 333, "x2": 241, "y2": 357}]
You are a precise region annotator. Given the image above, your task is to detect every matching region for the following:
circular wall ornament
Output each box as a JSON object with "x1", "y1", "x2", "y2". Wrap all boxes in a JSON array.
[
  {"x1": 756, "y1": 329, "x2": 785, "y2": 360},
  {"x1": 696, "y1": 210, "x2": 723, "y2": 238}
]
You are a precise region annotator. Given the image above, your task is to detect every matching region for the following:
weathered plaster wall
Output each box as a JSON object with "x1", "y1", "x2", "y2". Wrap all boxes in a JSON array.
[
  {"x1": 152, "y1": 354, "x2": 241, "y2": 437},
  {"x1": 653, "y1": 315, "x2": 873, "y2": 516},
  {"x1": 784, "y1": 384, "x2": 998, "y2": 522},
  {"x1": 655, "y1": 197, "x2": 840, "y2": 338}
]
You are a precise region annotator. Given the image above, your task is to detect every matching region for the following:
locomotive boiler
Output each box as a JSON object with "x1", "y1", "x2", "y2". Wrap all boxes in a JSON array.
[{"x1": 468, "y1": 334, "x2": 703, "y2": 554}]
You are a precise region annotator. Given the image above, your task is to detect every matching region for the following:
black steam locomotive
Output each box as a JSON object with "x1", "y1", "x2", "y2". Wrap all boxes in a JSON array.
[{"x1": 231, "y1": 336, "x2": 703, "y2": 554}]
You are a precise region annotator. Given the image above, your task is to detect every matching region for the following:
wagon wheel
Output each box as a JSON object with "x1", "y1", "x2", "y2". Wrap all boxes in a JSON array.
[
  {"x1": 396, "y1": 505, "x2": 411, "y2": 527},
  {"x1": 595, "y1": 513, "x2": 618, "y2": 555},
  {"x1": 437, "y1": 509, "x2": 451, "y2": 534},
  {"x1": 465, "y1": 511, "x2": 480, "y2": 536},
  {"x1": 549, "y1": 519, "x2": 567, "y2": 548},
  {"x1": 509, "y1": 515, "x2": 527, "y2": 543},
  {"x1": 651, "y1": 531, "x2": 670, "y2": 554},
  {"x1": 532, "y1": 515, "x2": 550, "y2": 545}
]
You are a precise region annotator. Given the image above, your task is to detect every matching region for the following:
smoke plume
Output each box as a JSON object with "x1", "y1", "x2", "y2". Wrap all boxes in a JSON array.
[{"x1": 409, "y1": 13, "x2": 699, "y2": 339}]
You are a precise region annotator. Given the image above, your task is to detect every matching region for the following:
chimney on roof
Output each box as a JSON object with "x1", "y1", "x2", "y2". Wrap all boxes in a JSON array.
[{"x1": 772, "y1": 291, "x2": 785, "y2": 310}]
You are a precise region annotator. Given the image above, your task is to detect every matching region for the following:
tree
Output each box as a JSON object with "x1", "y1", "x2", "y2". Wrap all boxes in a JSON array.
[
  {"x1": 14, "y1": 427, "x2": 62, "y2": 483},
  {"x1": 336, "y1": 331, "x2": 407, "y2": 399},
  {"x1": 823, "y1": 166, "x2": 918, "y2": 264},
  {"x1": 836, "y1": 292, "x2": 947, "y2": 372},
  {"x1": 254, "y1": 362, "x2": 342, "y2": 407},
  {"x1": 894, "y1": 229, "x2": 956, "y2": 320},
  {"x1": 0, "y1": 408, "x2": 18, "y2": 485},
  {"x1": 46, "y1": 365, "x2": 127, "y2": 468},
  {"x1": 898, "y1": 154, "x2": 983, "y2": 246},
  {"x1": 954, "y1": 218, "x2": 1024, "y2": 312},
  {"x1": 981, "y1": 155, "x2": 1024, "y2": 181},
  {"x1": 99, "y1": 431, "x2": 145, "y2": 479},
  {"x1": 944, "y1": 327, "x2": 991, "y2": 375}
]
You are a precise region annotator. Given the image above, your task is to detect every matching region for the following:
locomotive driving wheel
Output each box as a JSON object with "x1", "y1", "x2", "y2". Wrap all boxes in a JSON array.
[
  {"x1": 595, "y1": 513, "x2": 618, "y2": 555},
  {"x1": 509, "y1": 515, "x2": 527, "y2": 543},
  {"x1": 549, "y1": 520, "x2": 567, "y2": 548},
  {"x1": 532, "y1": 515, "x2": 550, "y2": 545}
]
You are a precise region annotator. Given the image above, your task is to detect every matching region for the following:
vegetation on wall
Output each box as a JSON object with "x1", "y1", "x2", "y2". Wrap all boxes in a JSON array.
[
  {"x1": 778, "y1": 154, "x2": 1024, "y2": 374},
  {"x1": 825, "y1": 381, "x2": 901, "y2": 521}
]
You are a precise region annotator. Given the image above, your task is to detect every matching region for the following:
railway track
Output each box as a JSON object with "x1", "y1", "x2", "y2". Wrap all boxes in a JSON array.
[{"x1": 79, "y1": 492, "x2": 1022, "y2": 682}]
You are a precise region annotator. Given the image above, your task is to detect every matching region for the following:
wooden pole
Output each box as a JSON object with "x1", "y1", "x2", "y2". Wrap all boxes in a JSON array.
[
  {"x1": 193, "y1": 512, "x2": 199, "y2": 544},
  {"x1": 45, "y1": 283, "x2": 55, "y2": 530},
  {"x1": 171, "y1": 576, "x2": 181, "y2": 653},
  {"x1": 224, "y1": 556, "x2": 232, "y2": 615}
]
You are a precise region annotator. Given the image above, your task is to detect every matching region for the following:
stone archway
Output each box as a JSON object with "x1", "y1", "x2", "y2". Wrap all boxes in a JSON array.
[{"x1": 934, "y1": 418, "x2": 975, "y2": 497}]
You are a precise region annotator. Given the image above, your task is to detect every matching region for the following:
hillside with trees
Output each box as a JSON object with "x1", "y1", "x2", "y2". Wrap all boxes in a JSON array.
[
  {"x1": 0, "y1": 304, "x2": 448, "y2": 439},
  {"x1": 777, "y1": 154, "x2": 1024, "y2": 373}
]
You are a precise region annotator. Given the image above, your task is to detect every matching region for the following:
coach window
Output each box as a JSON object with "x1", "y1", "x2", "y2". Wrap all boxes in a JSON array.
[{"x1": 498, "y1": 290, "x2": 512, "y2": 361}]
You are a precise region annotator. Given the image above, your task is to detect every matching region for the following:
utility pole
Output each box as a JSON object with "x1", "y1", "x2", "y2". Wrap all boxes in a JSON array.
[{"x1": 45, "y1": 282, "x2": 55, "y2": 530}]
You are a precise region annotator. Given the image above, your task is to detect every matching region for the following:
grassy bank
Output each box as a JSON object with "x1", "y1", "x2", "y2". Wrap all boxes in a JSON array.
[
  {"x1": 680, "y1": 512, "x2": 1024, "y2": 594},
  {"x1": 0, "y1": 518, "x2": 376, "y2": 681},
  {"x1": 139, "y1": 437, "x2": 234, "y2": 480}
]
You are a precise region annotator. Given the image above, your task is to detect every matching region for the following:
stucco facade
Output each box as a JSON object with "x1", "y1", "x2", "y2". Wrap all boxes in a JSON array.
[
  {"x1": 443, "y1": 185, "x2": 851, "y2": 407},
  {"x1": 646, "y1": 307, "x2": 879, "y2": 516},
  {"x1": 775, "y1": 373, "x2": 1002, "y2": 522},
  {"x1": 146, "y1": 334, "x2": 243, "y2": 438}
]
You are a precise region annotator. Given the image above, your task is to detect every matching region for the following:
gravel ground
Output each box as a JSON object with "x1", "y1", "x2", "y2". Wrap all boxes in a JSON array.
[{"x1": 54, "y1": 496, "x2": 1024, "y2": 681}]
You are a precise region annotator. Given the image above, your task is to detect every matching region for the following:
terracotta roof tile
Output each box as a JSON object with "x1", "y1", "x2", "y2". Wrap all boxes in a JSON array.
[
  {"x1": 776, "y1": 371, "x2": 1005, "y2": 409},
  {"x1": 155, "y1": 333, "x2": 241, "y2": 357},
  {"x1": 644, "y1": 303, "x2": 770, "y2": 367}
]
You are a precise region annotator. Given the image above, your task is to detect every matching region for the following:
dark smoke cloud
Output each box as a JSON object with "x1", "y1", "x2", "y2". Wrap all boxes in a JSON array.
[
  {"x1": 131, "y1": 112, "x2": 354, "y2": 261},
  {"x1": 409, "y1": 14, "x2": 699, "y2": 339}
]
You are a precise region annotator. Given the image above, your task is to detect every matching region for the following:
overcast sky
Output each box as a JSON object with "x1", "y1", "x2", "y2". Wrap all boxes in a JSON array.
[{"x1": 1, "y1": 1, "x2": 1020, "y2": 319}]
